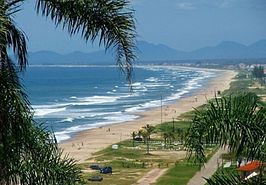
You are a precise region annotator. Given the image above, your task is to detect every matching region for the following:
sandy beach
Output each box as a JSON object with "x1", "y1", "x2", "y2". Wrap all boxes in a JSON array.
[{"x1": 60, "y1": 67, "x2": 237, "y2": 163}]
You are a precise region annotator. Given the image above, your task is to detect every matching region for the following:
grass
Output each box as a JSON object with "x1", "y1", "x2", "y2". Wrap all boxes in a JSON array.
[
  {"x1": 156, "y1": 120, "x2": 191, "y2": 132},
  {"x1": 94, "y1": 140, "x2": 144, "y2": 161},
  {"x1": 155, "y1": 159, "x2": 199, "y2": 185},
  {"x1": 78, "y1": 96, "x2": 219, "y2": 184},
  {"x1": 155, "y1": 146, "x2": 218, "y2": 185},
  {"x1": 82, "y1": 167, "x2": 149, "y2": 185},
  {"x1": 223, "y1": 69, "x2": 266, "y2": 96},
  {"x1": 78, "y1": 114, "x2": 196, "y2": 184},
  {"x1": 79, "y1": 69, "x2": 266, "y2": 184},
  {"x1": 80, "y1": 137, "x2": 189, "y2": 184},
  {"x1": 79, "y1": 136, "x2": 218, "y2": 185}
]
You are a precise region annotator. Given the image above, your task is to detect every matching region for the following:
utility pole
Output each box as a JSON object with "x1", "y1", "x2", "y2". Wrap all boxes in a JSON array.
[
  {"x1": 172, "y1": 117, "x2": 175, "y2": 132},
  {"x1": 160, "y1": 94, "x2": 162, "y2": 124}
]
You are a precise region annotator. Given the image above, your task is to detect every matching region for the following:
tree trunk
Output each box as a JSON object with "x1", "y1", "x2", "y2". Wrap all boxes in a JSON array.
[{"x1": 146, "y1": 138, "x2": 149, "y2": 154}]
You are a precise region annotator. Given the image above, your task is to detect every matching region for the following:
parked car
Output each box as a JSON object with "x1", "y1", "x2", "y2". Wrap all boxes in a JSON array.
[
  {"x1": 88, "y1": 176, "x2": 103, "y2": 181},
  {"x1": 100, "y1": 166, "x2": 112, "y2": 174},
  {"x1": 134, "y1": 137, "x2": 143, "y2": 141},
  {"x1": 89, "y1": 164, "x2": 101, "y2": 170}
]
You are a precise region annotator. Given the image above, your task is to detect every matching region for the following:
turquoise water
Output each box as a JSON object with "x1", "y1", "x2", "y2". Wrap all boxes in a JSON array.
[{"x1": 23, "y1": 65, "x2": 216, "y2": 142}]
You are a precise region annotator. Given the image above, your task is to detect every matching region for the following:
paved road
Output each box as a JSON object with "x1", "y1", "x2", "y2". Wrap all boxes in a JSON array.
[{"x1": 187, "y1": 148, "x2": 227, "y2": 185}]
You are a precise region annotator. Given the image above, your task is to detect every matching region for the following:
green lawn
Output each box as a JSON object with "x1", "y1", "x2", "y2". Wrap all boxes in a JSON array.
[
  {"x1": 79, "y1": 99, "x2": 219, "y2": 184},
  {"x1": 155, "y1": 160, "x2": 199, "y2": 185},
  {"x1": 223, "y1": 69, "x2": 266, "y2": 96},
  {"x1": 78, "y1": 69, "x2": 266, "y2": 185},
  {"x1": 155, "y1": 147, "x2": 218, "y2": 185},
  {"x1": 80, "y1": 138, "x2": 189, "y2": 184}
]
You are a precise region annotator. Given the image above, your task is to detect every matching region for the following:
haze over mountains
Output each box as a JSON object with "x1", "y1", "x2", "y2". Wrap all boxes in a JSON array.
[{"x1": 28, "y1": 39, "x2": 266, "y2": 65}]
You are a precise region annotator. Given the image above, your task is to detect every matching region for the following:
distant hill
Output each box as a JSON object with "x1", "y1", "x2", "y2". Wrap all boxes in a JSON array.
[
  {"x1": 27, "y1": 40, "x2": 266, "y2": 65},
  {"x1": 28, "y1": 50, "x2": 114, "y2": 65}
]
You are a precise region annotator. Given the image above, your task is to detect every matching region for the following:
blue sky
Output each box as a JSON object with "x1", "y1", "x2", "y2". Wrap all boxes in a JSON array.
[{"x1": 14, "y1": 0, "x2": 266, "y2": 53}]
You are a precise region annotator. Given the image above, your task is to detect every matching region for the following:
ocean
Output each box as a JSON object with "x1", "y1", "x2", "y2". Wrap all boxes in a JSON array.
[{"x1": 22, "y1": 65, "x2": 216, "y2": 142}]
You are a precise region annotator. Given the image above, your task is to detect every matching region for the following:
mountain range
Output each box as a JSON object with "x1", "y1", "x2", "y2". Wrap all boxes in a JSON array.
[{"x1": 28, "y1": 40, "x2": 266, "y2": 65}]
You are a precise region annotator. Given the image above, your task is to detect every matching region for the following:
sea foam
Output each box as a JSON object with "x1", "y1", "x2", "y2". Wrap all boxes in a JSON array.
[{"x1": 28, "y1": 65, "x2": 216, "y2": 143}]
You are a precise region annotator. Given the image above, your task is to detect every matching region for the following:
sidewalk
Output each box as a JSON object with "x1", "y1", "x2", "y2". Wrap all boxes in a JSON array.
[{"x1": 187, "y1": 148, "x2": 227, "y2": 185}]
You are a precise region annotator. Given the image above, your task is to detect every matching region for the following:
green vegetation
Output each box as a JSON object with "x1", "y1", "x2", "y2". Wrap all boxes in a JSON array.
[
  {"x1": 155, "y1": 161, "x2": 199, "y2": 185},
  {"x1": 206, "y1": 165, "x2": 266, "y2": 185},
  {"x1": 81, "y1": 139, "x2": 185, "y2": 184},
  {"x1": 252, "y1": 65, "x2": 265, "y2": 85},
  {"x1": 156, "y1": 146, "x2": 218, "y2": 185},
  {"x1": 141, "y1": 124, "x2": 156, "y2": 154},
  {"x1": 222, "y1": 70, "x2": 252, "y2": 95},
  {"x1": 223, "y1": 69, "x2": 266, "y2": 96},
  {"x1": 79, "y1": 106, "x2": 221, "y2": 184},
  {"x1": 0, "y1": 0, "x2": 136, "y2": 184},
  {"x1": 186, "y1": 92, "x2": 266, "y2": 184},
  {"x1": 158, "y1": 69, "x2": 266, "y2": 184},
  {"x1": 82, "y1": 69, "x2": 266, "y2": 185}
]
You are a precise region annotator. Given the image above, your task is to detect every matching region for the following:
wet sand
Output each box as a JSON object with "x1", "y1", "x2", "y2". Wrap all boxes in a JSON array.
[{"x1": 59, "y1": 67, "x2": 236, "y2": 163}]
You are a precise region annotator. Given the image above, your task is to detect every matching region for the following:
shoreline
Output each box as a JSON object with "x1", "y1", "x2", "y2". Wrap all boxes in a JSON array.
[{"x1": 59, "y1": 68, "x2": 237, "y2": 163}]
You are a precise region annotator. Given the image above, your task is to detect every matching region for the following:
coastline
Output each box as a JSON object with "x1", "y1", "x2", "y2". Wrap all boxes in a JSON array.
[{"x1": 59, "y1": 68, "x2": 237, "y2": 163}]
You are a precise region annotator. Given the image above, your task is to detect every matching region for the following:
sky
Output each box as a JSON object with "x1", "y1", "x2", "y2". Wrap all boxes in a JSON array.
[{"x1": 14, "y1": 0, "x2": 266, "y2": 54}]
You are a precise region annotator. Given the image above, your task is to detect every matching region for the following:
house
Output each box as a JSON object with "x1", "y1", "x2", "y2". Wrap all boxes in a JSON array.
[{"x1": 238, "y1": 160, "x2": 265, "y2": 180}]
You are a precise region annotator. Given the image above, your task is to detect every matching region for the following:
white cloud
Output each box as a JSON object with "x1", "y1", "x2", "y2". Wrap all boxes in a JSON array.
[{"x1": 176, "y1": 2, "x2": 196, "y2": 10}]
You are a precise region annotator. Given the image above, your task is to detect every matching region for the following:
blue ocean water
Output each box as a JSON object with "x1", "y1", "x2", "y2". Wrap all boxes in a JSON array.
[{"x1": 23, "y1": 65, "x2": 216, "y2": 142}]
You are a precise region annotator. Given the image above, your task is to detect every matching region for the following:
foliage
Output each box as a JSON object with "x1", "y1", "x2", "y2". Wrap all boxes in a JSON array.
[
  {"x1": 156, "y1": 160, "x2": 199, "y2": 185},
  {"x1": 0, "y1": 63, "x2": 83, "y2": 184},
  {"x1": 0, "y1": 0, "x2": 136, "y2": 184},
  {"x1": 156, "y1": 147, "x2": 218, "y2": 185},
  {"x1": 186, "y1": 92, "x2": 266, "y2": 164},
  {"x1": 252, "y1": 66, "x2": 265, "y2": 81},
  {"x1": 223, "y1": 69, "x2": 266, "y2": 98},
  {"x1": 186, "y1": 92, "x2": 266, "y2": 183},
  {"x1": 131, "y1": 131, "x2": 137, "y2": 147},
  {"x1": 36, "y1": 0, "x2": 136, "y2": 83},
  {"x1": 0, "y1": 0, "x2": 27, "y2": 70},
  {"x1": 206, "y1": 168, "x2": 266, "y2": 185},
  {"x1": 141, "y1": 124, "x2": 155, "y2": 154}
]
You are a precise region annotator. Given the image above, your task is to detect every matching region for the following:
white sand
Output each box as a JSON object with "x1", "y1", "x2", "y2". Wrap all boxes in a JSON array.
[{"x1": 60, "y1": 68, "x2": 236, "y2": 163}]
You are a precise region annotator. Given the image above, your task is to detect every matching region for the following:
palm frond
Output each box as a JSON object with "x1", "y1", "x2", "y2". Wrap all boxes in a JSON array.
[
  {"x1": 0, "y1": 61, "x2": 83, "y2": 184},
  {"x1": 186, "y1": 92, "x2": 266, "y2": 165},
  {"x1": 36, "y1": 0, "x2": 136, "y2": 83},
  {"x1": 206, "y1": 168, "x2": 266, "y2": 185},
  {"x1": 0, "y1": 0, "x2": 28, "y2": 70}
]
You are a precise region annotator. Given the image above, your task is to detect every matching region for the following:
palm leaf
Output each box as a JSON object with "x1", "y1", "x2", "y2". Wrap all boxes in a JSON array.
[
  {"x1": 0, "y1": 0, "x2": 27, "y2": 70},
  {"x1": 36, "y1": 0, "x2": 136, "y2": 83},
  {"x1": 186, "y1": 92, "x2": 266, "y2": 165}
]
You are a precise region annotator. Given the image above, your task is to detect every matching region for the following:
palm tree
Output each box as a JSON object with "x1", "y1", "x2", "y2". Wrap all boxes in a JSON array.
[
  {"x1": 140, "y1": 130, "x2": 150, "y2": 154},
  {"x1": 131, "y1": 131, "x2": 136, "y2": 147},
  {"x1": 205, "y1": 169, "x2": 266, "y2": 185},
  {"x1": 185, "y1": 92, "x2": 266, "y2": 184},
  {"x1": 0, "y1": 0, "x2": 136, "y2": 184},
  {"x1": 0, "y1": 62, "x2": 82, "y2": 184},
  {"x1": 176, "y1": 128, "x2": 186, "y2": 144},
  {"x1": 170, "y1": 131, "x2": 177, "y2": 148},
  {"x1": 142, "y1": 124, "x2": 155, "y2": 154},
  {"x1": 36, "y1": 0, "x2": 136, "y2": 82},
  {"x1": 162, "y1": 132, "x2": 169, "y2": 149}
]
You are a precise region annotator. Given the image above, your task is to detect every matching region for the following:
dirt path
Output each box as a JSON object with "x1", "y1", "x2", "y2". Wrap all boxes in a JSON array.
[
  {"x1": 135, "y1": 168, "x2": 167, "y2": 185},
  {"x1": 187, "y1": 148, "x2": 227, "y2": 185}
]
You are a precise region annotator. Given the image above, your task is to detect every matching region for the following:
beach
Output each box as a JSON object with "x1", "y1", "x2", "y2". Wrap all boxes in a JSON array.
[{"x1": 59, "y1": 68, "x2": 236, "y2": 163}]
